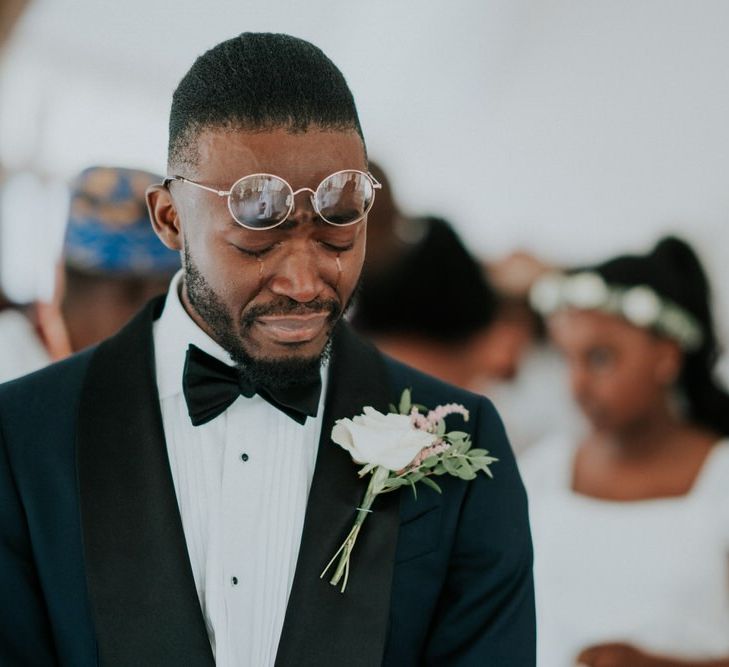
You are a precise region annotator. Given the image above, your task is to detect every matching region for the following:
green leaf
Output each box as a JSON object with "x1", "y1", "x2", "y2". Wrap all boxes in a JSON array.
[
  {"x1": 449, "y1": 439, "x2": 469, "y2": 455},
  {"x1": 447, "y1": 431, "x2": 469, "y2": 440},
  {"x1": 456, "y1": 460, "x2": 477, "y2": 480},
  {"x1": 421, "y1": 455, "x2": 440, "y2": 469},
  {"x1": 408, "y1": 477, "x2": 418, "y2": 499},
  {"x1": 435, "y1": 419, "x2": 446, "y2": 437},
  {"x1": 406, "y1": 471, "x2": 425, "y2": 485},
  {"x1": 469, "y1": 460, "x2": 496, "y2": 479},
  {"x1": 470, "y1": 456, "x2": 498, "y2": 470},
  {"x1": 420, "y1": 476, "x2": 443, "y2": 494},
  {"x1": 433, "y1": 462, "x2": 447, "y2": 475},
  {"x1": 382, "y1": 477, "x2": 409, "y2": 491},
  {"x1": 388, "y1": 403, "x2": 398, "y2": 414},
  {"x1": 466, "y1": 448, "x2": 489, "y2": 458},
  {"x1": 443, "y1": 457, "x2": 460, "y2": 476},
  {"x1": 399, "y1": 388, "x2": 412, "y2": 415}
]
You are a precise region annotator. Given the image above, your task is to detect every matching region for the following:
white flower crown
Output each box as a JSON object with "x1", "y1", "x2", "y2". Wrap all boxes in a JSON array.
[{"x1": 529, "y1": 271, "x2": 704, "y2": 351}]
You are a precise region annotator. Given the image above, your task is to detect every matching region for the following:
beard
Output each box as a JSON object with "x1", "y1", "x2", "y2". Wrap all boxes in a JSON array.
[{"x1": 183, "y1": 242, "x2": 347, "y2": 391}]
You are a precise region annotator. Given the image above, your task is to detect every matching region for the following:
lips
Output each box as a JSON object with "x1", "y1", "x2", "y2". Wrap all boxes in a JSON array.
[{"x1": 254, "y1": 312, "x2": 331, "y2": 344}]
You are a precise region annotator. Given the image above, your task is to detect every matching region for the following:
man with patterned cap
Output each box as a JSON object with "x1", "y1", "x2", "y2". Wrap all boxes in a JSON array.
[
  {"x1": 52, "y1": 165, "x2": 180, "y2": 354},
  {"x1": 0, "y1": 165, "x2": 179, "y2": 380}
]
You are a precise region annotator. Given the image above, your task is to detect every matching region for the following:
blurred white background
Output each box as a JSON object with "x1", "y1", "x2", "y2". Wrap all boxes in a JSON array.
[{"x1": 1, "y1": 0, "x2": 728, "y2": 348}]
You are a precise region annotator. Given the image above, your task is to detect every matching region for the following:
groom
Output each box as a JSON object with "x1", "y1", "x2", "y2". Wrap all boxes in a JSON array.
[{"x1": 0, "y1": 33, "x2": 535, "y2": 666}]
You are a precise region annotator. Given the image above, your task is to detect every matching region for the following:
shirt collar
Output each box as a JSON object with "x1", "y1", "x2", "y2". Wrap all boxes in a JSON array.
[{"x1": 154, "y1": 270, "x2": 236, "y2": 400}]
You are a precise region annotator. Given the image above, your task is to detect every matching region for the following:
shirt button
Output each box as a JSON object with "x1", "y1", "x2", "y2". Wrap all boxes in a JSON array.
[
  {"x1": 231, "y1": 576, "x2": 238, "y2": 586},
  {"x1": 240, "y1": 453, "x2": 249, "y2": 462}
]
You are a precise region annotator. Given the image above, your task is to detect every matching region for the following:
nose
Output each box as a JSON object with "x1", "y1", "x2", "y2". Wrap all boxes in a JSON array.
[
  {"x1": 267, "y1": 241, "x2": 326, "y2": 304},
  {"x1": 569, "y1": 364, "x2": 590, "y2": 403},
  {"x1": 285, "y1": 188, "x2": 319, "y2": 226}
]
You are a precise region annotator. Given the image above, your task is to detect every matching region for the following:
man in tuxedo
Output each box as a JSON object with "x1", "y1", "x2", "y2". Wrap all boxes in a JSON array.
[{"x1": 0, "y1": 33, "x2": 535, "y2": 666}]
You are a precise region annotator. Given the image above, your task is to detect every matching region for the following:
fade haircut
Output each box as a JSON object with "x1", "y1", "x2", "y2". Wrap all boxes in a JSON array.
[{"x1": 168, "y1": 32, "x2": 365, "y2": 170}]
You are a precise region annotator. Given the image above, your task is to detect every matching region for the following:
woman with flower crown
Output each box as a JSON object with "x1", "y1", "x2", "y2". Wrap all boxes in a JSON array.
[{"x1": 522, "y1": 236, "x2": 729, "y2": 667}]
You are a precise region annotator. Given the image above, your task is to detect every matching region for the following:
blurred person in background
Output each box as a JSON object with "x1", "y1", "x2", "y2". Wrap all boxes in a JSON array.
[
  {"x1": 352, "y1": 214, "x2": 518, "y2": 389},
  {"x1": 358, "y1": 161, "x2": 416, "y2": 280},
  {"x1": 522, "y1": 236, "x2": 729, "y2": 666},
  {"x1": 54, "y1": 166, "x2": 179, "y2": 353},
  {"x1": 0, "y1": 166, "x2": 178, "y2": 381},
  {"x1": 484, "y1": 251, "x2": 585, "y2": 454},
  {"x1": 0, "y1": 0, "x2": 45, "y2": 380},
  {"x1": 0, "y1": 289, "x2": 56, "y2": 381},
  {"x1": 353, "y1": 161, "x2": 534, "y2": 391},
  {"x1": 0, "y1": 0, "x2": 29, "y2": 52}
]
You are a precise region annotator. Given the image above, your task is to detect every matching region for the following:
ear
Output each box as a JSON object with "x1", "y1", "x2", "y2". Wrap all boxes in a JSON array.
[
  {"x1": 146, "y1": 184, "x2": 183, "y2": 251},
  {"x1": 655, "y1": 339, "x2": 683, "y2": 386}
]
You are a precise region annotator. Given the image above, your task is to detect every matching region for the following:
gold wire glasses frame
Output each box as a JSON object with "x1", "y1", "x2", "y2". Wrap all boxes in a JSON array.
[{"x1": 163, "y1": 169, "x2": 382, "y2": 231}]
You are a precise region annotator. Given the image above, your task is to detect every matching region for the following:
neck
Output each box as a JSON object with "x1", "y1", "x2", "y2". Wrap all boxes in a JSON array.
[
  {"x1": 62, "y1": 291, "x2": 141, "y2": 352},
  {"x1": 602, "y1": 401, "x2": 686, "y2": 460}
]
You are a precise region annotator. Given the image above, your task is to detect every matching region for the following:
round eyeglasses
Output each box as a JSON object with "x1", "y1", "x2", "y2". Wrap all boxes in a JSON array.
[{"x1": 164, "y1": 169, "x2": 382, "y2": 231}]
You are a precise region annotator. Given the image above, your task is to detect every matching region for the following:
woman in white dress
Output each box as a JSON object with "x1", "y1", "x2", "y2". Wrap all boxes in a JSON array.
[{"x1": 522, "y1": 237, "x2": 729, "y2": 667}]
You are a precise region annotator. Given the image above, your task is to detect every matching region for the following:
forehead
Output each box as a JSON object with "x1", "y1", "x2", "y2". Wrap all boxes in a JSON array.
[
  {"x1": 549, "y1": 309, "x2": 648, "y2": 346},
  {"x1": 192, "y1": 126, "x2": 367, "y2": 187}
]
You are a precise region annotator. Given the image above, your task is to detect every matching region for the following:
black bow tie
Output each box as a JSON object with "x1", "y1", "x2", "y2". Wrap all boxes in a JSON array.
[{"x1": 182, "y1": 344, "x2": 321, "y2": 426}]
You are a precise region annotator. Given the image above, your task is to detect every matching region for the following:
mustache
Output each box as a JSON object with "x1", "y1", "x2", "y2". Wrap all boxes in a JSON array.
[{"x1": 241, "y1": 297, "x2": 342, "y2": 326}]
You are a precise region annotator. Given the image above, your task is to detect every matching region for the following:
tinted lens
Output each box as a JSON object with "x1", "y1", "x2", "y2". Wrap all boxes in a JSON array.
[
  {"x1": 315, "y1": 171, "x2": 374, "y2": 226},
  {"x1": 228, "y1": 175, "x2": 292, "y2": 229}
]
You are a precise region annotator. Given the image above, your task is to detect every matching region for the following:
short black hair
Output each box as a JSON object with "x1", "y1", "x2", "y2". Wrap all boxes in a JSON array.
[
  {"x1": 168, "y1": 32, "x2": 364, "y2": 169},
  {"x1": 352, "y1": 217, "x2": 499, "y2": 344}
]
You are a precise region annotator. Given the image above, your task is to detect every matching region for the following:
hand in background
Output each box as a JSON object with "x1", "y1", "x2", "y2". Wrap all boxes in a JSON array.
[
  {"x1": 577, "y1": 643, "x2": 729, "y2": 667},
  {"x1": 577, "y1": 643, "x2": 660, "y2": 666}
]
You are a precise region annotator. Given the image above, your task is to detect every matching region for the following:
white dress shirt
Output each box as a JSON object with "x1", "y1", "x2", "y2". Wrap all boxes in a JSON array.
[{"x1": 153, "y1": 271, "x2": 326, "y2": 666}]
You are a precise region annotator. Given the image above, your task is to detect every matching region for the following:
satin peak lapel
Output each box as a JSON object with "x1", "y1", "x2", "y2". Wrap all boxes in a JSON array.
[
  {"x1": 77, "y1": 298, "x2": 214, "y2": 666},
  {"x1": 276, "y1": 324, "x2": 400, "y2": 667}
]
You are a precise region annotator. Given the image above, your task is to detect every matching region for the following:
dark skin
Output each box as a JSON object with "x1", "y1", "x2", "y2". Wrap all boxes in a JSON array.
[
  {"x1": 61, "y1": 276, "x2": 171, "y2": 352},
  {"x1": 550, "y1": 309, "x2": 727, "y2": 667},
  {"x1": 147, "y1": 126, "x2": 367, "y2": 365},
  {"x1": 372, "y1": 318, "x2": 532, "y2": 391}
]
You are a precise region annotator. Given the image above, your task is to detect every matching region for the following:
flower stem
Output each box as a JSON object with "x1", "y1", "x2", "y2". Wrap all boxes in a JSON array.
[
  {"x1": 330, "y1": 523, "x2": 361, "y2": 590},
  {"x1": 320, "y1": 468, "x2": 385, "y2": 592}
]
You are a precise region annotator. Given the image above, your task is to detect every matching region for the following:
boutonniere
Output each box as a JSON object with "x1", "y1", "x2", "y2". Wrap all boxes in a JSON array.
[{"x1": 321, "y1": 389, "x2": 498, "y2": 592}]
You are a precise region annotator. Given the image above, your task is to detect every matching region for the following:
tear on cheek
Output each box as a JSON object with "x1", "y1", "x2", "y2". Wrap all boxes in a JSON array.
[{"x1": 335, "y1": 254, "x2": 342, "y2": 287}]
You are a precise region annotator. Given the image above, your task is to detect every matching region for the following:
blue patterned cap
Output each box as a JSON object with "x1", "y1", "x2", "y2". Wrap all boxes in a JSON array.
[{"x1": 64, "y1": 166, "x2": 180, "y2": 276}]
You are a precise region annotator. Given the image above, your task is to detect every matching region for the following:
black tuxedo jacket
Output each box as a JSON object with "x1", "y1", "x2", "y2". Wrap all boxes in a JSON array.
[{"x1": 0, "y1": 299, "x2": 535, "y2": 666}]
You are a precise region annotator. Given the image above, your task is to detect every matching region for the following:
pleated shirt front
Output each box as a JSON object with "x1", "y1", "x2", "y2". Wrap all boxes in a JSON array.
[{"x1": 153, "y1": 271, "x2": 325, "y2": 666}]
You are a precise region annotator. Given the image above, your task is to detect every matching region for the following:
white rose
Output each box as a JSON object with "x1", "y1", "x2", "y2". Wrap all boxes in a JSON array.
[{"x1": 331, "y1": 407, "x2": 438, "y2": 471}]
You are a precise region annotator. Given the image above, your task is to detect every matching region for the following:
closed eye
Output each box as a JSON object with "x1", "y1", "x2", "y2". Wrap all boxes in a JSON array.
[
  {"x1": 234, "y1": 244, "x2": 277, "y2": 258},
  {"x1": 320, "y1": 241, "x2": 354, "y2": 252}
]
